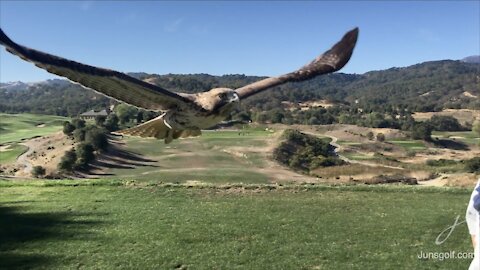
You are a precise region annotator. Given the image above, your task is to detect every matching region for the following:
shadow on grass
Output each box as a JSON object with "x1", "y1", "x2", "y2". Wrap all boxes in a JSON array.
[
  {"x1": 0, "y1": 205, "x2": 105, "y2": 269},
  {"x1": 89, "y1": 145, "x2": 159, "y2": 172},
  {"x1": 432, "y1": 138, "x2": 470, "y2": 151}
]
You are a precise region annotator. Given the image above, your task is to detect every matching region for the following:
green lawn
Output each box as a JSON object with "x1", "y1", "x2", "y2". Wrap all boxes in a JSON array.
[
  {"x1": 0, "y1": 180, "x2": 475, "y2": 269},
  {"x1": 0, "y1": 113, "x2": 68, "y2": 144},
  {"x1": 103, "y1": 130, "x2": 275, "y2": 184},
  {"x1": 0, "y1": 143, "x2": 28, "y2": 164},
  {"x1": 343, "y1": 152, "x2": 376, "y2": 161},
  {"x1": 432, "y1": 131, "x2": 480, "y2": 146},
  {"x1": 388, "y1": 139, "x2": 427, "y2": 150}
]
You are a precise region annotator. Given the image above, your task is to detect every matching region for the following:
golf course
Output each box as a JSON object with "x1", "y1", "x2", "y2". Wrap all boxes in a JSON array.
[{"x1": 1, "y1": 113, "x2": 479, "y2": 269}]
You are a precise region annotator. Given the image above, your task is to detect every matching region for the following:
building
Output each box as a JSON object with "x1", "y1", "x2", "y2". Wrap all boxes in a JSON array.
[{"x1": 79, "y1": 109, "x2": 109, "y2": 120}]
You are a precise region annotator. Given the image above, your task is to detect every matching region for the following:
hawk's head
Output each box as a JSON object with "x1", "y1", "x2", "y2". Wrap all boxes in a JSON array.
[{"x1": 197, "y1": 88, "x2": 239, "y2": 115}]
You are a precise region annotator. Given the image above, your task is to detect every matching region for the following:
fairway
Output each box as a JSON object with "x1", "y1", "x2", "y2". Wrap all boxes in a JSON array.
[
  {"x1": 0, "y1": 113, "x2": 68, "y2": 144},
  {"x1": 99, "y1": 129, "x2": 299, "y2": 184},
  {"x1": 0, "y1": 181, "x2": 474, "y2": 269},
  {"x1": 0, "y1": 144, "x2": 28, "y2": 164}
]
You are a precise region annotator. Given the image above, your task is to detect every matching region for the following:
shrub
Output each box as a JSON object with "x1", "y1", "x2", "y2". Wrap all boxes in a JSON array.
[
  {"x1": 426, "y1": 159, "x2": 458, "y2": 167},
  {"x1": 406, "y1": 151, "x2": 416, "y2": 157},
  {"x1": 58, "y1": 149, "x2": 77, "y2": 172},
  {"x1": 95, "y1": 115, "x2": 106, "y2": 126},
  {"x1": 104, "y1": 114, "x2": 119, "y2": 131},
  {"x1": 62, "y1": 121, "x2": 75, "y2": 136},
  {"x1": 411, "y1": 122, "x2": 432, "y2": 141},
  {"x1": 273, "y1": 129, "x2": 342, "y2": 172},
  {"x1": 75, "y1": 143, "x2": 95, "y2": 168},
  {"x1": 85, "y1": 128, "x2": 109, "y2": 151},
  {"x1": 73, "y1": 128, "x2": 86, "y2": 142},
  {"x1": 71, "y1": 118, "x2": 86, "y2": 129},
  {"x1": 428, "y1": 115, "x2": 464, "y2": 131},
  {"x1": 31, "y1": 166, "x2": 46, "y2": 178},
  {"x1": 465, "y1": 157, "x2": 480, "y2": 173},
  {"x1": 376, "y1": 133, "x2": 385, "y2": 142}
]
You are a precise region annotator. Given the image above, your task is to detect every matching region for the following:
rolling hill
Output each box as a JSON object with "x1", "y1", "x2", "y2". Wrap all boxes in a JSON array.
[{"x1": 0, "y1": 59, "x2": 478, "y2": 118}]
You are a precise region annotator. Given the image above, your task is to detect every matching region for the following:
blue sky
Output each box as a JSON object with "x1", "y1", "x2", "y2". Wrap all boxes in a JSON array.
[{"x1": 0, "y1": 1, "x2": 479, "y2": 82}]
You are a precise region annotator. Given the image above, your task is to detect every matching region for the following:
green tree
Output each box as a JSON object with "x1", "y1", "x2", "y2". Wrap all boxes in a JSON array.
[
  {"x1": 367, "y1": 132, "x2": 374, "y2": 140},
  {"x1": 58, "y1": 149, "x2": 77, "y2": 172},
  {"x1": 85, "y1": 128, "x2": 109, "y2": 151},
  {"x1": 411, "y1": 122, "x2": 432, "y2": 141},
  {"x1": 115, "y1": 104, "x2": 138, "y2": 124},
  {"x1": 71, "y1": 118, "x2": 86, "y2": 129},
  {"x1": 376, "y1": 133, "x2": 386, "y2": 142},
  {"x1": 95, "y1": 115, "x2": 106, "y2": 126},
  {"x1": 104, "y1": 114, "x2": 119, "y2": 131},
  {"x1": 31, "y1": 166, "x2": 46, "y2": 178},
  {"x1": 465, "y1": 157, "x2": 480, "y2": 173},
  {"x1": 62, "y1": 121, "x2": 75, "y2": 136},
  {"x1": 428, "y1": 115, "x2": 464, "y2": 131},
  {"x1": 73, "y1": 128, "x2": 86, "y2": 142},
  {"x1": 76, "y1": 143, "x2": 95, "y2": 168}
]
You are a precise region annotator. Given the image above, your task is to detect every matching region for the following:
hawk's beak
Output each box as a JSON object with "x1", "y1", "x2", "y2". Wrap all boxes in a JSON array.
[{"x1": 231, "y1": 93, "x2": 240, "y2": 103}]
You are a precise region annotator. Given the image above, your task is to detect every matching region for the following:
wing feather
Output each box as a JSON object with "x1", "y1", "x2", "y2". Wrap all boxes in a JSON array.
[
  {"x1": 235, "y1": 28, "x2": 359, "y2": 99},
  {"x1": 0, "y1": 28, "x2": 192, "y2": 111}
]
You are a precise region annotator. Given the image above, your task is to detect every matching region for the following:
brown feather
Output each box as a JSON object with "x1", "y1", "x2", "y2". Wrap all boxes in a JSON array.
[
  {"x1": 0, "y1": 28, "x2": 193, "y2": 111},
  {"x1": 235, "y1": 27, "x2": 359, "y2": 99}
]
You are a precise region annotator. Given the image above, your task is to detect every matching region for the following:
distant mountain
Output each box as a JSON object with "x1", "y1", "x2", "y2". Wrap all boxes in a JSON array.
[
  {"x1": 0, "y1": 79, "x2": 71, "y2": 92},
  {"x1": 0, "y1": 59, "x2": 478, "y2": 117},
  {"x1": 462, "y1": 55, "x2": 480, "y2": 64}
]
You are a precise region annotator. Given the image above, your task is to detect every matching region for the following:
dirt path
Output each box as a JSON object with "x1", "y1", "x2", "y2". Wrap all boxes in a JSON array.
[
  {"x1": 16, "y1": 143, "x2": 33, "y2": 175},
  {"x1": 306, "y1": 133, "x2": 406, "y2": 171}
]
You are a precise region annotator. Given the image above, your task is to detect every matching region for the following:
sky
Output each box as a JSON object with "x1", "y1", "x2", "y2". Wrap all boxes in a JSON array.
[{"x1": 0, "y1": 1, "x2": 479, "y2": 82}]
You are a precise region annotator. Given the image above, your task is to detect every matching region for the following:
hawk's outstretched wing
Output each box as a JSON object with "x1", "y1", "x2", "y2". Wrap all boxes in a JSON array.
[
  {"x1": 235, "y1": 27, "x2": 359, "y2": 99},
  {"x1": 0, "y1": 28, "x2": 193, "y2": 111}
]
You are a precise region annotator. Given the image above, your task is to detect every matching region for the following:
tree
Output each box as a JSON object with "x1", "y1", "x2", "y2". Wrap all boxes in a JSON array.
[
  {"x1": 104, "y1": 114, "x2": 119, "y2": 131},
  {"x1": 428, "y1": 115, "x2": 463, "y2": 131},
  {"x1": 115, "y1": 104, "x2": 138, "y2": 124},
  {"x1": 71, "y1": 118, "x2": 86, "y2": 129},
  {"x1": 367, "y1": 131, "x2": 374, "y2": 140},
  {"x1": 62, "y1": 121, "x2": 75, "y2": 136},
  {"x1": 31, "y1": 166, "x2": 46, "y2": 178},
  {"x1": 136, "y1": 111, "x2": 144, "y2": 124},
  {"x1": 58, "y1": 149, "x2": 77, "y2": 172},
  {"x1": 465, "y1": 157, "x2": 480, "y2": 173},
  {"x1": 376, "y1": 133, "x2": 386, "y2": 142},
  {"x1": 95, "y1": 115, "x2": 106, "y2": 126},
  {"x1": 411, "y1": 122, "x2": 432, "y2": 141},
  {"x1": 85, "y1": 128, "x2": 109, "y2": 151},
  {"x1": 76, "y1": 143, "x2": 95, "y2": 168},
  {"x1": 73, "y1": 128, "x2": 86, "y2": 142}
]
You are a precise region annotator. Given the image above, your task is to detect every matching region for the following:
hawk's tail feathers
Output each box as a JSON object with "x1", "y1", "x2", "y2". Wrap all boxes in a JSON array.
[{"x1": 113, "y1": 115, "x2": 201, "y2": 144}]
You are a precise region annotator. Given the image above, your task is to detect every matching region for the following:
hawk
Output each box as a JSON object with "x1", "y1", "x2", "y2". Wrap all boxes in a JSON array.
[{"x1": 0, "y1": 27, "x2": 358, "y2": 143}]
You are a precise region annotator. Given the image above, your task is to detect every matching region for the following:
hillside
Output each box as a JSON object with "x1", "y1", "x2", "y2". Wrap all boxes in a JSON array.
[{"x1": 0, "y1": 60, "x2": 478, "y2": 118}]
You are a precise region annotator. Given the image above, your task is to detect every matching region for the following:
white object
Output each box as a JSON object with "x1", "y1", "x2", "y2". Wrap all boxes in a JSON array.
[{"x1": 466, "y1": 179, "x2": 480, "y2": 270}]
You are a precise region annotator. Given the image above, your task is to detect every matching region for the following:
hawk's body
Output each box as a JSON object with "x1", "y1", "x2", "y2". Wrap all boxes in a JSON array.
[{"x1": 0, "y1": 27, "x2": 358, "y2": 143}]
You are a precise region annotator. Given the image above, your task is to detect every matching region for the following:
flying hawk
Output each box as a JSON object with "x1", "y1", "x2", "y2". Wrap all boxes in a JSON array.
[{"x1": 0, "y1": 27, "x2": 358, "y2": 143}]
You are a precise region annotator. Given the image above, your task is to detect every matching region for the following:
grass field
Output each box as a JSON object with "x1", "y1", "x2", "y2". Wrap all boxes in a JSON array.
[
  {"x1": 388, "y1": 139, "x2": 427, "y2": 150},
  {"x1": 0, "y1": 144, "x2": 28, "y2": 164},
  {"x1": 0, "y1": 113, "x2": 68, "y2": 144},
  {"x1": 0, "y1": 180, "x2": 475, "y2": 270},
  {"x1": 432, "y1": 131, "x2": 480, "y2": 146},
  {"x1": 102, "y1": 130, "x2": 277, "y2": 184}
]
